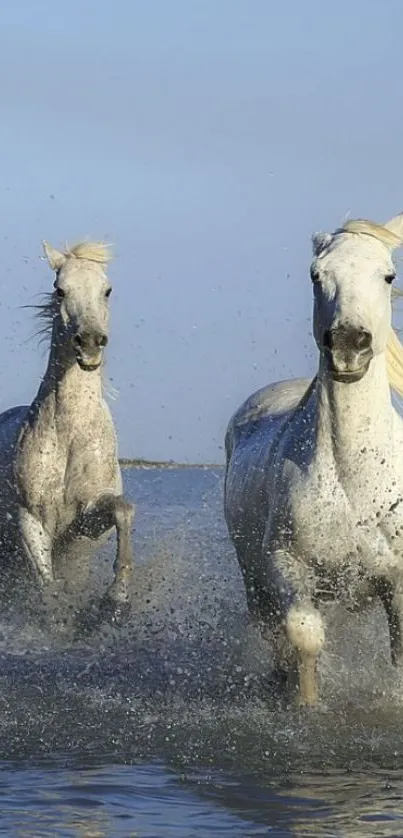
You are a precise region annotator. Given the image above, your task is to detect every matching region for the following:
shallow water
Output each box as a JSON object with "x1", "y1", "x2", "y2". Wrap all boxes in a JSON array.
[{"x1": 1, "y1": 467, "x2": 403, "y2": 836}]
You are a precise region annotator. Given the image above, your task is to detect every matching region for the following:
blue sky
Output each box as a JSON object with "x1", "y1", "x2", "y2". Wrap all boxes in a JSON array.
[{"x1": 0, "y1": 0, "x2": 402, "y2": 462}]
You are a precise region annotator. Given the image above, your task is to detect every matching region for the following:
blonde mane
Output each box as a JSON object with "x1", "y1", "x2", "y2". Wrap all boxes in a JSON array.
[
  {"x1": 334, "y1": 217, "x2": 403, "y2": 400},
  {"x1": 341, "y1": 219, "x2": 403, "y2": 250},
  {"x1": 65, "y1": 241, "x2": 113, "y2": 264}
]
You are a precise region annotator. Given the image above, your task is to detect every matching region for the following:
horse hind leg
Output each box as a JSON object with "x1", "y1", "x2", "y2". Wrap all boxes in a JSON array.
[
  {"x1": 241, "y1": 565, "x2": 267, "y2": 625},
  {"x1": 231, "y1": 536, "x2": 262, "y2": 621},
  {"x1": 377, "y1": 580, "x2": 403, "y2": 668}
]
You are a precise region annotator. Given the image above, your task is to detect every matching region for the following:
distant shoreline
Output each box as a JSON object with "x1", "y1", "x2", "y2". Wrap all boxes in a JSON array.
[{"x1": 119, "y1": 458, "x2": 224, "y2": 470}]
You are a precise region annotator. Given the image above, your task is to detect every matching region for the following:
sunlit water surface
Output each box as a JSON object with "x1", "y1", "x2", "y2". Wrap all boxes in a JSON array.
[{"x1": 0, "y1": 467, "x2": 403, "y2": 836}]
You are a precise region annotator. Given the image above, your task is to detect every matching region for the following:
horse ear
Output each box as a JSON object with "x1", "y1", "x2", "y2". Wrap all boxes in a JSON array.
[
  {"x1": 383, "y1": 212, "x2": 403, "y2": 245},
  {"x1": 312, "y1": 232, "x2": 332, "y2": 256},
  {"x1": 42, "y1": 241, "x2": 66, "y2": 272}
]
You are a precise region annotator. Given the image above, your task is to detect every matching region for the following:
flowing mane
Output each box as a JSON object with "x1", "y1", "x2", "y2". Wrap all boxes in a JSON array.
[
  {"x1": 64, "y1": 241, "x2": 113, "y2": 264},
  {"x1": 32, "y1": 293, "x2": 57, "y2": 343},
  {"x1": 340, "y1": 219, "x2": 403, "y2": 249}
]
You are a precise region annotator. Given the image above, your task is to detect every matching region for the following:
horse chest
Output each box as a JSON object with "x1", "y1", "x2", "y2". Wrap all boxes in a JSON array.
[
  {"x1": 63, "y1": 436, "x2": 119, "y2": 503},
  {"x1": 16, "y1": 414, "x2": 119, "y2": 522},
  {"x1": 286, "y1": 463, "x2": 403, "y2": 574}
]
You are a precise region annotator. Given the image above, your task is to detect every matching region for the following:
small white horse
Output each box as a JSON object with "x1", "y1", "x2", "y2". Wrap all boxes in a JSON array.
[
  {"x1": 224, "y1": 212, "x2": 403, "y2": 705},
  {"x1": 0, "y1": 240, "x2": 134, "y2": 622}
]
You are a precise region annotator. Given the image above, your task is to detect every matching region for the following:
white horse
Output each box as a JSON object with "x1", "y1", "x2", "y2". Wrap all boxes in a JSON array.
[
  {"x1": 0, "y1": 240, "x2": 134, "y2": 622},
  {"x1": 224, "y1": 212, "x2": 403, "y2": 706}
]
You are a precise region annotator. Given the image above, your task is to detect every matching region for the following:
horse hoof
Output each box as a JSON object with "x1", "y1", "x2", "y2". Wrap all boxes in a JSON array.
[
  {"x1": 98, "y1": 593, "x2": 131, "y2": 625},
  {"x1": 72, "y1": 598, "x2": 101, "y2": 637},
  {"x1": 73, "y1": 594, "x2": 131, "y2": 638}
]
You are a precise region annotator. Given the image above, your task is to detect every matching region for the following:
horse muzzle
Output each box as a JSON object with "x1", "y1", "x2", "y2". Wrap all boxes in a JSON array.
[
  {"x1": 72, "y1": 330, "x2": 108, "y2": 372},
  {"x1": 323, "y1": 325, "x2": 373, "y2": 383},
  {"x1": 76, "y1": 354, "x2": 103, "y2": 372}
]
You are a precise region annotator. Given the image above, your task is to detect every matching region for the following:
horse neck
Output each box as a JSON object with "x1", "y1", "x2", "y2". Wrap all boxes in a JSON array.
[
  {"x1": 35, "y1": 325, "x2": 104, "y2": 419},
  {"x1": 315, "y1": 352, "x2": 394, "y2": 469}
]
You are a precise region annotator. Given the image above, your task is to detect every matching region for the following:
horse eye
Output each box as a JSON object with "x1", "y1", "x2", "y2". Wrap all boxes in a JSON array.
[
  {"x1": 385, "y1": 273, "x2": 396, "y2": 285},
  {"x1": 54, "y1": 286, "x2": 65, "y2": 298},
  {"x1": 105, "y1": 288, "x2": 112, "y2": 298}
]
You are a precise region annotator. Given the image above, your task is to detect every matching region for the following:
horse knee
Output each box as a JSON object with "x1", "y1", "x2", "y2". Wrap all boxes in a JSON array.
[
  {"x1": 114, "y1": 497, "x2": 135, "y2": 528},
  {"x1": 285, "y1": 605, "x2": 324, "y2": 657}
]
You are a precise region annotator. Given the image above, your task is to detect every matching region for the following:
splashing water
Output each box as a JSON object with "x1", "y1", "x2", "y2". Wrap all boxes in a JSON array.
[{"x1": 0, "y1": 468, "x2": 403, "y2": 835}]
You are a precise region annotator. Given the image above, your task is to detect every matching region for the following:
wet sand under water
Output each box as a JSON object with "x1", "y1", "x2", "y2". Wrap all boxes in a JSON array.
[{"x1": 0, "y1": 467, "x2": 403, "y2": 836}]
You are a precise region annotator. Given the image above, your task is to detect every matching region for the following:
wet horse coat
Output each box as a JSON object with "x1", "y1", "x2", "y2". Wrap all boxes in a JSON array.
[
  {"x1": 225, "y1": 213, "x2": 403, "y2": 705},
  {"x1": 0, "y1": 241, "x2": 134, "y2": 618}
]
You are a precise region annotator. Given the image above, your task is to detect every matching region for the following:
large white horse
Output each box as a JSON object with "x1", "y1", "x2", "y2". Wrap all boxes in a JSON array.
[
  {"x1": 0, "y1": 240, "x2": 134, "y2": 622},
  {"x1": 224, "y1": 212, "x2": 403, "y2": 706}
]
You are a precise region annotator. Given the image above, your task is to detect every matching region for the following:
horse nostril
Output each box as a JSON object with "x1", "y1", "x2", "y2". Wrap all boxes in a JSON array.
[
  {"x1": 73, "y1": 332, "x2": 107, "y2": 351},
  {"x1": 357, "y1": 329, "x2": 372, "y2": 351}
]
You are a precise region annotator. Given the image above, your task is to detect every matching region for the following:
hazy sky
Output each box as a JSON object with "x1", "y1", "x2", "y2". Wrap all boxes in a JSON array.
[{"x1": 0, "y1": 0, "x2": 402, "y2": 462}]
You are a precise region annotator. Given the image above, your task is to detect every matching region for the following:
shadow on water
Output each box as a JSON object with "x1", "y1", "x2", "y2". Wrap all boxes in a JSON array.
[{"x1": 0, "y1": 468, "x2": 403, "y2": 834}]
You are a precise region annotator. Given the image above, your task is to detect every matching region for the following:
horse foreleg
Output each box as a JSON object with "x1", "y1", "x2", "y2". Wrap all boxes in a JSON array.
[
  {"x1": 77, "y1": 493, "x2": 135, "y2": 618},
  {"x1": 262, "y1": 549, "x2": 325, "y2": 706},
  {"x1": 19, "y1": 507, "x2": 54, "y2": 585},
  {"x1": 107, "y1": 496, "x2": 135, "y2": 611},
  {"x1": 285, "y1": 604, "x2": 325, "y2": 705}
]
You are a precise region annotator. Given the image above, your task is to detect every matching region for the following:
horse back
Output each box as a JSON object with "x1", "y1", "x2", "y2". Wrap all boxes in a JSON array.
[
  {"x1": 224, "y1": 378, "x2": 312, "y2": 553},
  {"x1": 225, "y1": 378, "x2": 311, "y2": 462}
]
